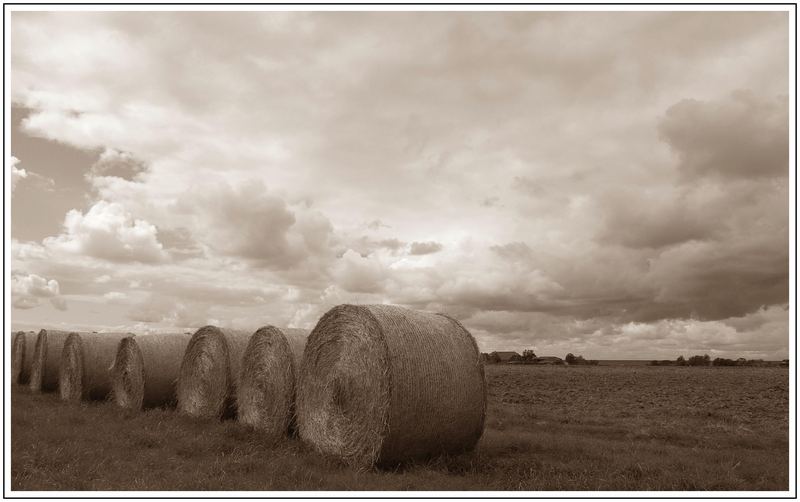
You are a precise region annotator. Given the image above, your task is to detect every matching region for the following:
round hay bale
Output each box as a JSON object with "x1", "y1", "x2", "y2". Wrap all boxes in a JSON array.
[
  {"x1": 111, "y1": 333, "x2": 192, "y2": 410},
  {"x1": 12, "y1": 331, "x2": 37, "y2": 385},
  {"x1": 59, "y1": 332, "x2": 131, "y2": 402},
  {"x1": 29, "y1": 329, "x2": 74, "y2": 393},
  {"x1": 297, "y1": 304, "x2": 486, "y2": 468},
  {"x1": 237, "y1": 327, "x2": 308, "y2": 438},
  {"x1": 176, "y1": 326, "x2": 251, "y2": 419}
]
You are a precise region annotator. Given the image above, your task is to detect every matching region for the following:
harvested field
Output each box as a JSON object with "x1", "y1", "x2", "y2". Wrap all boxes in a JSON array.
[{"x1": 10, "y1": 364, "x2": 789, "y2": 491}]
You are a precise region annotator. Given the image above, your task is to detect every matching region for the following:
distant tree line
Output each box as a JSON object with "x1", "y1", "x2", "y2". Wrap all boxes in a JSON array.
[
  {"x1": 650, "y1": 354, "x2": 788, "y2": 367},
  {"x1": 564, "y1": 353, "x2": 599, "y2": 366},
  {"x1": 483, "y1": 349, "x2": 544, "y2": 364},
  {"x1": 481, "y1": 350, "x2": 787, "y2": 367},
  {"x1": 481, "y1": 350, "x2": 598, "y2": 365}
]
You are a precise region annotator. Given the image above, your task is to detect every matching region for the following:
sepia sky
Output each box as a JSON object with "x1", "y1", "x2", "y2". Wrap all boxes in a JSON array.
[{"x1": 9, "y1": 10, "x2": 791, "y2": 359}]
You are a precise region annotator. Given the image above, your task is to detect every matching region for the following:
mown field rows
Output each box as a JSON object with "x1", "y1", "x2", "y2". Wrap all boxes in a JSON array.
[{"x1": 12, "y1": 365, "x2": 789, "y2": 491}]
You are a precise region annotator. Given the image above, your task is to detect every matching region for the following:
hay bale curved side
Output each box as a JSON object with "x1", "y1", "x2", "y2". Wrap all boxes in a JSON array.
[
  {"x1": 11, "y1": 332, "x2": 24, "y2": 385},
  {"x1": 29, "y1": 329, "x2": 74, "y2": 392},
  {"x1": 297, "y1": 304, "x2": 486, "y2": 468},
  {"x1": 12, "y1": 331, "x2": 37, "y2": 385},
  {"x1": 59, "y1": 332, "x2": 131, "y2": 401},
  {"x1": 111, "y1": 333, "x2": 192, "y2": 410},
  {"x1": 237, "y1": 327, "x2": 308, "y2": 438},
  {"x1": 176, "y1": 326, "x2": 250, "y2": 419}
]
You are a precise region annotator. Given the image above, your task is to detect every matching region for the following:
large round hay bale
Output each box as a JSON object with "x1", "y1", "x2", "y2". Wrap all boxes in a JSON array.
[
  {"x1": 59, "y1": 332, "x2": 131, "y2": 402},
  {"x1": 111, "y1": 333, "x2": 192, "y2": 409},
  {"x1": 12, "y1": 331, "x2": 37, "y2": 385},
  {"x1": 29, "y1": 329, "x2": 74, "y2": 393},
  {"x1": 297, "y1": 304, "x2": 486, "y2": 468},
  {"x1": 237, "y1": 327, "x2": 308, "y2": 438},
  {"x1": 111, "y1": 333, "x2": 192, "y2": 410},
  {"x1": 176, "y1": 326, "x2": 251, "y2": 419}
]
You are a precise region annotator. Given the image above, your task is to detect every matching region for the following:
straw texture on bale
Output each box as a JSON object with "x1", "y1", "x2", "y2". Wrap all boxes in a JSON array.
[
  {"x1": 29, "y1": 329, "x2": 74, "y2": 393},
  {"x1": 59, "y1": 332, "x2": 131, "y2": 402},
  {"x1": 297, "y1": 304, "x2": 486, "y2": 468},
  {"x1": 236, "y1": 327, "x2": 308, "y2": 438},
  {"x1": 12, "y1": 331, "x2": 37, "y2": 385},
  {"x1": 111, "y1": 333, "x2": 192, "y2": 410},
  {"x1": 176, "y1": 326, "x2": 251, "y2": 419}
]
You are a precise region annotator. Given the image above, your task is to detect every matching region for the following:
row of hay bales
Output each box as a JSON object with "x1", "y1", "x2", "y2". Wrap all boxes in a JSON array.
[{"x1": 11, "y1": 304, "x2": 486, "y2": 469}]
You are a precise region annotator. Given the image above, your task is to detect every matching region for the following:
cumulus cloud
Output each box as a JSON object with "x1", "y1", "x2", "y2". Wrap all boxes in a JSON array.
[
  {"x1": 462, "y1": 305, "x2": 789, "y2": 359},
  {"x1": 88, "y1": 148, "x2": 147, "y2": 180},
  {"x1": 174, "y1": 181, "x2": 334, "y2": 270},
  {"x1": 157, "y1": 227, "x2": 205, "y2": 260},
  {"x1": 660, "y1": 91, "x2": 789, "y2": 180},
  {"x1": 437, "y1": 268, "x2": 564, "y2": 313},
  {"x1": 10, "y1": 156, "x2": 27, "y2": 192},
  {"x1": 332, "y1": 249, "x2": 387, "y2": 294},
  {"x1": 645, "y1": 233, "x2": 788, "y2": 321},
  {"x1": 10, "y1": 155, "x2": 54, "y2": 194},
  {"x1": 44, "y1": 200, "x2": 167, "y2": 263},
  {"x1": 11, "y1": 272, "x2": 67, "y2": 310},
  {"x1": 8, "y1": 12, "x2": 789, "y2": 357},
  {"x1": 409, "y1": 241, "x2": 443, "y2": 255},
  {"x1": 595, "y1": 186, "x2": 720, "y2": 249}
]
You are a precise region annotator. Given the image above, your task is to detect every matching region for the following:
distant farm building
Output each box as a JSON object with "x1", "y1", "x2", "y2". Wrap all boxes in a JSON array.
[{"x1": 487, "y1": 351, "x2": 521, "y2": 363}]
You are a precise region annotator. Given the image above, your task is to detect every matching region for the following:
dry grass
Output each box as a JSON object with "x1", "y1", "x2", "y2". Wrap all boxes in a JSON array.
[
  {"x1": 10, "y1": 364, "x2": 789, "y2": 491},
  {"x1": 297, "y1": 304, "x2": 486, "y2": 469}
]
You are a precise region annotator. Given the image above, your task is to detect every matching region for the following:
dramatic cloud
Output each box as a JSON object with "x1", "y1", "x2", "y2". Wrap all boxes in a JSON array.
[
  {"x1": 660, "y1": 91, "x2": 789, "y2": 180},
  {"x1": 8, "y1": 11, "x2": 790, "y2": 358},
  {"x1": 595, "y1": 186, "x2": 719, "y2": 249},
  {"x1": 11, "y1": 272, "x2": 67, "y2": 310},
  {"x1": 44, "y1": 201, "x2": 167, "y2": 263},
  {"x1": 88, "y1": 148, "x2": 148, "y2": 180},
  {"x1": 172, "y1": 181, "x2": 335, "y2": 270}
]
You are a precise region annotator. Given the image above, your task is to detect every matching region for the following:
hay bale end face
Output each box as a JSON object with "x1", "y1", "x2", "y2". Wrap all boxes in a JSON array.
[
  {"x1": 111, "y1": 333, "x2": 192, "y2": 410},
  {"x1": 237, "y1": 326, "x2": 308, "y2": 438},
  {"x1": 297, "y1": 304, "x2": 486, "y2": 469},
  {"x1": 59, "y1": 332, "x2": 131, "y2": 402},
  {"x1": 29, "y1": 329, "x2": 73, "y2": 393},
  {"x1": 12, "y1": 331, "x2": 37, "y2": 385},
  {"x1": 176, "y1": 326, "x2": 251, "y2": 419}
]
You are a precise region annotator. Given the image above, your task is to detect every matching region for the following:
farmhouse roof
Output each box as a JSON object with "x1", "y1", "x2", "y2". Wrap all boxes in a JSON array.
[{"x1": 493, "y1": 351, "x2": 521, "y2": 361}]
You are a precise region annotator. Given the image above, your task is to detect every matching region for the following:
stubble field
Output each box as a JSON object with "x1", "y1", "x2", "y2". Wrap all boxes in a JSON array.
[{"x1": 11, "y1": 364, "x2": 789, "y2": 491}]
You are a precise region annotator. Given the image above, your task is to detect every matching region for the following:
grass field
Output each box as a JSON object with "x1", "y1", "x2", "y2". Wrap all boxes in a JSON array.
[{"x1": 11, "y1": 365, "x2": 789, "y2": 491}]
